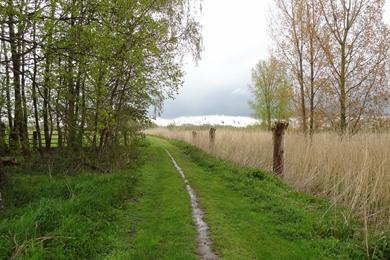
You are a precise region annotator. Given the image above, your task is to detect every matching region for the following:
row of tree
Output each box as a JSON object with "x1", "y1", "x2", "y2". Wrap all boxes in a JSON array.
[
  {"x1": 0, "y1": 0, "x2": 202, "y2": 155},
  {"x1": 251, "y1": 0, "x2": 389, "y2": 134}
]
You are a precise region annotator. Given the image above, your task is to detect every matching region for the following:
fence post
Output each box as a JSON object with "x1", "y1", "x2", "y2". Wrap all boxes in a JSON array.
[
  {"x1": 209, "y1": 128, "x2": 216, "y2": 148},
  {"x1": 192, "y1": 131, "x2": 197, "y2": 143},
  {"x1": 272, "y1": 121, "x2": 289, "y2": 177}
]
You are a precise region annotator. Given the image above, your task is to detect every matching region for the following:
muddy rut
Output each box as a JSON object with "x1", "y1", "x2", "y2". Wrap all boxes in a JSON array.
[{"x1": 166, "y1": 150, "x2": 218, "y2": 260}]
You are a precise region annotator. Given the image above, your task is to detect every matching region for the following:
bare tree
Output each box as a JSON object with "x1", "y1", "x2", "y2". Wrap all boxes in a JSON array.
[
  {"x1": 272, "y1": 0, "x2": 308, "y2": 134},
  {"x1": 317, "y1": 0, "x2": 390, "y2": 133},
  {"x1": 272, "y1": 0, "x2": 327, "y2": 135},
  {"x1": 273, "y1": 0, "x2": 390, "y2": 134}
]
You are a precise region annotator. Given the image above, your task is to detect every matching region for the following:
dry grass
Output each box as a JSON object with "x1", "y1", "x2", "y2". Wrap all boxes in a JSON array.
[{"x1": 146, "y1": 127, "x2": 390, "y2": 232}]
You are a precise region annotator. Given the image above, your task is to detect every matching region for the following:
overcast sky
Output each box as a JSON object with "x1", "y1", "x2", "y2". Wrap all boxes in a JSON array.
[{"x1": 160, "y1": 0, "x2": 390, "y2": 119}]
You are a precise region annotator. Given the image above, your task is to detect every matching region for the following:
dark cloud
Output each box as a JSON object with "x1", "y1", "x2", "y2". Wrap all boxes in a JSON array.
[
  {"x1": 161, "y1": 86, "x2": 252, "y2": 118},
  {"x1": 155, "y1": 1, "x2": 389, "y2": 119}
]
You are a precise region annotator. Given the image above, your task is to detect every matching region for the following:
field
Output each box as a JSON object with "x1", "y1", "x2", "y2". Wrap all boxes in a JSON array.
[
  {"x1": 146, "y1": 128, "x2": 390, "y2": 237},
  {"x1": 2, "y1": 136, "x2": 384, "y2": 259}
]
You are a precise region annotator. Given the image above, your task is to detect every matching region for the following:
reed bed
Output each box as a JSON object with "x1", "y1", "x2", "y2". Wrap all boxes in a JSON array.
[{"x1": 147, "y1": 127, "x2": 390, "y2": 233}]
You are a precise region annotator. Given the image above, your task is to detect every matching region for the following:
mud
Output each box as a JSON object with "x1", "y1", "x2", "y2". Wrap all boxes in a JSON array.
[{"x1": 166, "y1": 150, "x2": 218, "y2": 260}]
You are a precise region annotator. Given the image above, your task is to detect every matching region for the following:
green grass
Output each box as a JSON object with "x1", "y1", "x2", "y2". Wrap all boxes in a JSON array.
[
  {"x1": 150, "y1": 136, "x2": 384, "y2": 259},
  {"x1": 0, "y1": 168, "x2": 139, "y2": 259},
  {"x1": 0, "y1": 140, "x2": 197, "y2": 259},
  {"x1": 0, "y1": 136, "x2": 386, "y2": 259},
  {"x1": 106, "y1": 139, "x2": 197, "y2": 259}
]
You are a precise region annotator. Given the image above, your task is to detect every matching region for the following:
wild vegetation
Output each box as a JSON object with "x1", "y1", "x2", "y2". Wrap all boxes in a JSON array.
[
  {"x1": 0, "y1": 1, "x2": 203, "y2": 257},
  {"x1": 2, "y1": 137, "x2": 384, "y2": 258},
  {"x1": 0, "y1": 0, "x2": 202, "y2": 212},
  {"x1": 147, "y1": 128, "x2": 390, "y2": 240},
  {"x1": 0, "y1": 0, "x2": 389, "y2": 258},
  {"x1": 228, "y1": 0, "x2": 390, "y2": 245}
]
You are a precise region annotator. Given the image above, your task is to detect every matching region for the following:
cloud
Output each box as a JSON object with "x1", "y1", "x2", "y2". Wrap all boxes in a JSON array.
[
  {"x1": 159, "y1": 0, "x2": 390, "y2": 118},
  {"x1": 160, "y1": 0, "x2": 273, "y2": 118}
]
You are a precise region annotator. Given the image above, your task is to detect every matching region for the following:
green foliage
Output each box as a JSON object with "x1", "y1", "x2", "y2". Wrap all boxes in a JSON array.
[
  {"x1": 0, "y1": 0, "x2": 203, "y2": 152},
  {"x1": 249, "y1": 57, "x2": 293, "y2": 129}
]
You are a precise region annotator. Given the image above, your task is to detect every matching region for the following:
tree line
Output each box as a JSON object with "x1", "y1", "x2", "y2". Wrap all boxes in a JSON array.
[
  {"x1": 251, "y1": 0, "x2": 389, "y2": 134},
  {"x1": 0, "y1": 0, "x2": 202, "y2": 155}
]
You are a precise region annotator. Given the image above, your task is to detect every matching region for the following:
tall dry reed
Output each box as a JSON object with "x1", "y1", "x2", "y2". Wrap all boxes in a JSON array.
[{"x1": 147, "y1": 128, "x2": 390, "y2": 232}]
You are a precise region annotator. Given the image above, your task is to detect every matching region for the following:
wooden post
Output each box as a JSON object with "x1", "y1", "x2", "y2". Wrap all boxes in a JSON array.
[
  {"x1": 209, "y1": 128, "x2": 216, "y2": 148},
  {"x1": 192, "y1": 131, "x2": 197, "y2": 143},
  {"x1": 272, "y1": 121, "x2": 289, "y2": 177}
]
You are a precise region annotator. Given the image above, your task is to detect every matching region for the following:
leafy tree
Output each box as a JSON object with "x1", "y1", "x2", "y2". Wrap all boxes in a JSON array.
[
  {"x1": 249, "y1": 57, "x2": 293, "y2": 130},
  {"x1": 0, "y1": 0, "x2": 203, "y2": 154}
]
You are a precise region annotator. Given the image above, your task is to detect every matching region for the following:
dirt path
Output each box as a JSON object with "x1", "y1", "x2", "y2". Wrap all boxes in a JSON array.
[{"x1": 166, "y1": 150, "x2": 218, "y2": 260}]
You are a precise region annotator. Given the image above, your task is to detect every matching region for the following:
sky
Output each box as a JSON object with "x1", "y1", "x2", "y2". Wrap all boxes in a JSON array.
[{"x1": 160, "y1": 0, "x2": 390, "y2": 119}]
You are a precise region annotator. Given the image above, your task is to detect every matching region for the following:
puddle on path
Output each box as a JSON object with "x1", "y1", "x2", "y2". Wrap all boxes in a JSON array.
[{"x1": 166, "y1": 150, "x2": 219, "y2": 260}]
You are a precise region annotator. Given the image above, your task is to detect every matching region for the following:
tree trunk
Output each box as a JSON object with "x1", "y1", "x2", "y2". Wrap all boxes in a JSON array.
[
  {"x1": 0, "y1": 123, "x2": 6, "y2": 156},
  {"x1": 32, "y1": 21, "x2": 42, "y2": 150},
  {"x1": 7, "y1": 0, "x2": 26, "y2": 153},
  {"x1": 266, "y1": 104, "x2": 272, "y2": 130},
  {"x1": 1, "y1": 26, "x2": 13, "y2": 147},
  {"x1": 43, "y1": 69, "x2": 51, "y2": 149},
  {"x1": 55, "y1": 89, "x2": 62, "y2": 149},
  {"x1": 339, "y1": 42, "x2": 347, "y2": 134},
  {"x1": 78, "y1": 75, "x2": 87, "y2": 147},
  {"x1": 21, "y1": 36, "x2": 29, "y2": 148},
  {"x1": 67, "y1": 58, "x2": 76, "y2": 149},
  {"x1": 309, "y1": 34, "x2": 315, "y2": 137},
  {"x1": 298, "y1": 54, "x2": 307, "y2": 135}
]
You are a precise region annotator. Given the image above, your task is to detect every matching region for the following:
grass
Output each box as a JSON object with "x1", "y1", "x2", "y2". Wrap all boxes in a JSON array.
[
  {"x1": 0, "y1": 168, "x2": 139, "y2": 259},
  {"x1": 0, "y1": 135, "x2": 387, "y2": 259},
  {"x1": 153, "y1": 136, "x2": 387, "y2": 259},
  {"x1": 0, "y1": 140, "x2": 198, "y2": 259},
  {"x1": 107, "y1": 139, "x2": 197, "y2": 259},
  {"x1": 146, "y1": 128, "x2": 390, "y2": 235}
]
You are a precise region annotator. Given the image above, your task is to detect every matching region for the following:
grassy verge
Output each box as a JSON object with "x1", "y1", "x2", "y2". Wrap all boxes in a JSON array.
[
  {"x1": 0, "y1": 165, "x2": 140, "y2": 259},
  {"x1": 152, "y1": 136, "x2": 388, "y2": 259},
  {"x1": 0, "y1": 141, "x2": 197, "y2": 259}
]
